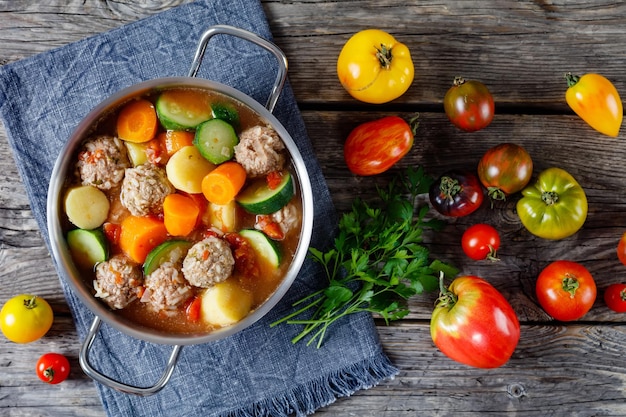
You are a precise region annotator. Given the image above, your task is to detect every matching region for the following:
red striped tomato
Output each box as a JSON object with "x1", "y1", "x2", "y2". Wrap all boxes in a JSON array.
[
  {"x1": 477, "y1": 143, "x2": 533, "y2": 202},
  {"x1": 343, "y1": 116, "x2": 416, "y2": 176},
  {"x1": 431, "y1": 275, "x2": 520, "y2": 368}
]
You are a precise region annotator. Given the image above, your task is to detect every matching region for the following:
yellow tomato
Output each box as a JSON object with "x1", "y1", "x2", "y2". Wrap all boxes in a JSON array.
[
  {"x1": 565, "y1": 72, "x2": 623, "y2": 137},
  {"x1": 337, "y1": 29, "x2": 414, "y2": 104},
  {"x1": 0, "y1": 294, "x2": 53, "y2": 343}
]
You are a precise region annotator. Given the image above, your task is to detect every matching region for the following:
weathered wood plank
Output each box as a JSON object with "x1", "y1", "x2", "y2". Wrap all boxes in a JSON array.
[
  {"x1": 1, "y1": 0, "x2": 626, "y2": 416},
  {"x1": 314, "y1": 321, "x2": 626, "y2": 416},
  {"x1": 265, "y1": 0, "x2": 626, "y2": 107}
]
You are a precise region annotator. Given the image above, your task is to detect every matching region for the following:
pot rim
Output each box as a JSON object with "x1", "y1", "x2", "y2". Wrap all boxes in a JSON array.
[{"x1": 46, "y1": 76, "x2": 314, "y2": 346}]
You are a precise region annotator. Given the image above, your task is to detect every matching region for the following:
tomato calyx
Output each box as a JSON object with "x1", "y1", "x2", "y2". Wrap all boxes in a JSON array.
[
  {"x1": 562, "y1": 273, "x2": 580, "y2": 298},
  {"x1": 435, "y1": 273, "x2": 458, "y2": 309},
  {"x1": 541, "y1": 191, "x2": 559, "y2": 205},
  {"x1": 564, "y1": 72, "x2": 580, "y2": 88},
  {"x1": 408, "y1": 113, "x2": 420, "y2": 136},
  {"x1": 484, "y1": 245, "x2": 499, "y2": 262},
  {"x1": 23, "y1": 295, "x2": 39, "y2": 310},
  {"x1": 439, "y1": 176, "x2": 462, "y2": 202},
  {"x1": 487, "y1": 186, "x2": 506, "y2": 203},
  {"x1": 453, "y1": 76, "x2": 466, "y2": 87},
  {"x1": 42, "y1": 366, "x2": 57, "y2": 383},
  {"x1": 375, "y1": 44, "x2": 393, "y2": 69}
]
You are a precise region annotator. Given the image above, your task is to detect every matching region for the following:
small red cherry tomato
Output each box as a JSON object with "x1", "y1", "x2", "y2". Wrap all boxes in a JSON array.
[
  {"x1": 344, "y1": 116, "x2": 416, "y2": 176},
  {"x1": 617, "y1": 232, "x2": 626, "y2": 266},
  {"x1": 536, "y1": 260, "x2": 596, "y2": 321},
  {"x1": 429, "y1": 170, "x2": 484, "y2": 217},
  {"x1": 444, "y1": 77, "x2": 495, "y2": 132},
  {"x1": 604, "y1": 283, "x2": 626, "y2": 313},
  {"x1": 461, "y1": 224, "x2": 500, "y2": 261},
  {"x1": 36, "y1": 353, "x2": 70, "y2": 384}
]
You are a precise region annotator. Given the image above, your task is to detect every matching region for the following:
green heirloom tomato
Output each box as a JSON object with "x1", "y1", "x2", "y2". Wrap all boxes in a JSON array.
[{"x1": 516, "y1": 167, "x2": 587, "y2": 240}]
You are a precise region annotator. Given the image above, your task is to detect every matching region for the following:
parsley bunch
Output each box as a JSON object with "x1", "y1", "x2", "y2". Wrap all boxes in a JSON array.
[{"x1": 272, "y1": 166, "x2": 457, "y2": 348}]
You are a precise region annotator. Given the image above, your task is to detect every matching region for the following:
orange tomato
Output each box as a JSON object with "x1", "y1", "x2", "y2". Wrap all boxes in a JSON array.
[{"x1": 565, "y1": 72, "x2": 623, "y2": 137}]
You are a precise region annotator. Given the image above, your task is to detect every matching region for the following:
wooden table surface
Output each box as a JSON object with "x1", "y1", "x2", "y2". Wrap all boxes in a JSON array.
[{"x1": 2, "y1": 1, "x2": 626, "y2": 416}]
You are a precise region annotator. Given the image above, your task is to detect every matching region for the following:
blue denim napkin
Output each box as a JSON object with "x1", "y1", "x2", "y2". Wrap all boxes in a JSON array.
[{"x1": 0, "y1": 0, "x2": 397, "y2": 416}]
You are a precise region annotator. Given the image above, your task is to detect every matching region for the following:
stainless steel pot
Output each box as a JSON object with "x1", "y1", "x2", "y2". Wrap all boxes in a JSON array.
[{"x1": 46, "y1": 25, "x2": 314, "y2": 396}]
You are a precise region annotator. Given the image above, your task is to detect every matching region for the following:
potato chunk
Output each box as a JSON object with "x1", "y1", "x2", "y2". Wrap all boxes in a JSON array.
[
  {"x1": 166, "y1": 145, "x2": 214, "y2": 193},
  {"x1": 64, "y1": 185, "x2": 110, "y2": 229},
  {"x1": 200, "y1": 280, "x2": 253, "y2": 326}
]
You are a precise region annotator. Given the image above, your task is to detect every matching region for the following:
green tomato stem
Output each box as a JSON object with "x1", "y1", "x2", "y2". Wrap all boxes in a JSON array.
[
  {"x1": 436, "y1": 272, "x2": 457, "y2": 308},
  {"x1": 486, "y1": 245, "x2": 500, "y2": 262},
  {"x1": 23, "y1": 296, "x2": 38, "y2": 310},
  {"x1": 562, "y1": 274, "x2": 580, "y2": 298},
  {"x1": 541, "y1": 191, "x2": 559, "y2": 205},
  {"x1": 565, "y1": 72, "x2": 580, "y2": 88},
  {"x1": 440, "y1": 176, "x2": 461, "y2": 201},
  {"x1": 453, "y1": 76, "x2": 466, "y2": 86},
  {"x1": 487, "y1": 186, "x2": 507, "y2": 202},
  {"x1": 375, "y1": 44, "x2": 392, "y2": 69},
  {"x1": 408, "y1": 113, "x2": 420, "y2": 136}
]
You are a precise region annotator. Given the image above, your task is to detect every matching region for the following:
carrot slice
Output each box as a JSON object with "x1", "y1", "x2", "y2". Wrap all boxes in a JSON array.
[
  {"x1": 201, "y1": 161, "x2": 247, "y2": 205},
  {"x1": 119, "y1": 215, "x2": 168, "y2": 263},
  {"x1": 161, "y1": 130, "x2": 195, "y2": 156},
  {"x1": 163, "y1": 193, "x2": 201, "y2": 237},
  {"x1": 117, "y1": 99, "x2": 158, "y2": 143}
]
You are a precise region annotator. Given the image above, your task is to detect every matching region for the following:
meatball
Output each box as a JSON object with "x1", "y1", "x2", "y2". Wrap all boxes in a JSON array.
[
  {"x1": 120, "y1": 163, "x2": 174, "y2": 216},
  {"x1": 93, "y1": 254, "x2": 142, "y2": 310},
  {"x1": 182, "y1": 236, "x2": 235, "y2": 288},
  {"x1": 142, "y1": 262, "x2": 193, "y2": 312},
  {"x1": 234, "y1": 125, "x2": 286, "y2": 177},
  {"x1": 76, "y1": 135, "x2": 130, "y2": 190}
]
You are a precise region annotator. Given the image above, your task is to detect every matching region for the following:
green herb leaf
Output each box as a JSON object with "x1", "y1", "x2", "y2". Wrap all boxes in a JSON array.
[{"x1": 271, "y1": 166, "x2": 457, "y2": 347}]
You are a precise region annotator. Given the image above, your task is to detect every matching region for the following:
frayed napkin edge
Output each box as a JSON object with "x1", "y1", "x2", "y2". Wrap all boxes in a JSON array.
[{"x1": 226, "y1": 353, "x2": 399, "y2": 417}]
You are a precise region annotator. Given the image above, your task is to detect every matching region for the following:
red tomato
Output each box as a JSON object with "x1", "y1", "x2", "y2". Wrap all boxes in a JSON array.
[
  {"x1": 36, "y1": 353, "x2": 70, "y2": 384},
  {"x1": 430, "y1": 276, "x2": 520, "y2": 368},
  {"x1": 429, "y1": 170, "x2": 484, "y2": 217},
  {"x1": 604, "y1": 283, "x2": 626, "y2": 313},
  {"x1": 617, "y1": 232, "x2": 626, "y2": 266},
  {"x1": 343, "y1": 116, "x2": 416, "y2": 176},
  {"x1": 184, "y1": 296, "x2": 202, "y2": 322},
  {"x1": 477, "y1": 143, "x2": 533, "y2": 202},
  {"x1": 536, "y1": 260, "x2": 597, "y2": 321},
  {"x1": 102, "y1": 222, "x2": 121, "y2": 246},
  {"x1": 461, "y1": 224, "x2": 500, "y2": 261},
  {"x1": 444, "y1": 77, "x2": 495, "y2": 132}
]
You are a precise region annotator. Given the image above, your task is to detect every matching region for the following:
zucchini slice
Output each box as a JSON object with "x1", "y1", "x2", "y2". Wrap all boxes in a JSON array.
[
  {"x1": 67, "y1": 228, "x2": 108, "y2": 269},
  {"x1": 239, "y1": 229, "x2": 281, "y2": 268},
  {"x1": 143, "y1": 240, "x2": 192, "y2": 276},
  {"x1": 211, "y1": 102, "x2": 240, "y2": 128},
  {"x1": 193, "y1": 118, "x2": 239, "y2": 164},
  {"x1": 236, "y1": 172, "x2": 294, "y2": 215},
  {"x1": 156, "y1": 89, "x2": 213, "y2": 130}
]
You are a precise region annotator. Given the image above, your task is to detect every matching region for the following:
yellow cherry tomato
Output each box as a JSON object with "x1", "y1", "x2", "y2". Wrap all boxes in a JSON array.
[
  {"x1": 565, "y1": 72, "x2": 623, "y2": 137},
  {"x1": 0, "y1": 294, "x2": 53, "y2": 343},
  {"x1": 337, "y1": 29, "x2": 414, "y2": 104}
]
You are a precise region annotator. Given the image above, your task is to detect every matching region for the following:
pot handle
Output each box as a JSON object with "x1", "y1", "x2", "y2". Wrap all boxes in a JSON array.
[
  {"x1": 188, "y1": 24, "x2": 288, "y2": 113},
  {"x1": 79, "y1": 316, "x2": 183, "y2": 396}
]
